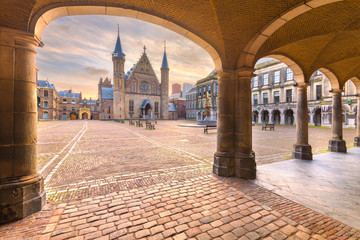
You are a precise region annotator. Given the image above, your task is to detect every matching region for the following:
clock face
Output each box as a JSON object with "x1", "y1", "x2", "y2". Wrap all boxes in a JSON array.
[{"x1": 140, "y1": 82, "x2": 150, "y2": 93}]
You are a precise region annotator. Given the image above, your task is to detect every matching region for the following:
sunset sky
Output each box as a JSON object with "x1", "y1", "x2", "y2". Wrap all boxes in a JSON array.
[{"x1": 36, "y1": 15, "x2": 215, "y2": 99}]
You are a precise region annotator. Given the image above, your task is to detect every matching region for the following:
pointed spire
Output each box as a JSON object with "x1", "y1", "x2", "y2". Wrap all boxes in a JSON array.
[
  {"x1": 113, "y1": 25, "x2": 124, "y2": 58},
  {"x1": 161, "y1": 40, "x2": 169, "y2": 69},
  {"x1": 143, "y1": 45, "x2": 146, "y2": 54}
]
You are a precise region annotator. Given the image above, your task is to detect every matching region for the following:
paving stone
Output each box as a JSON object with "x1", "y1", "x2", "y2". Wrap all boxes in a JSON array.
[
  {"x1": 3, "y1": 121, "x2": 360, "y2": 240},
  {"x1": 196, "y1": 232, "x2": 212, "y2": 240},
  {"x1": 185, "y1": 227, "x2": 201, "y2": 238},
  {"x1": 208, "y1": 228, "x2": 223, "y2": 238}
]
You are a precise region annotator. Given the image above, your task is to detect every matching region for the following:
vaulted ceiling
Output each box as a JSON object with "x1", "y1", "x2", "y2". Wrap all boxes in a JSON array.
[{"x1": 1, "y1": 0, "x2": 360, "y2": 88}]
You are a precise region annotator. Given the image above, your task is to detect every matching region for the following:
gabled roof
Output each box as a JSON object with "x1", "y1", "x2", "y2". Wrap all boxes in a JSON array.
[
  {"x1": 140, "y1": 98, "x2": 152, "y2": 109},
  {"x1": 37, "y1": 80, "x2": 56, "y2": 90},
  {"x1": 169, "y1": 102, "x2": 177, "y2": 112},
  {"x1": 81, "y1": 99, "x2": 97, "y2": 104},
  {"x1": 58, "y1": 90, "x2": 80, "y2": 98},
  {"x1": 186, "y1": 87, "x2": 197, "y2": 94},
  {"x1": 101, "y1": 87, "x2": 113, "y2": 99},
  {"x1": 125, "y1": 64, "x2": 137, "y2": 79},
  {"x1": 207, "y1": 69, "x2": 216, "y2": 77}
]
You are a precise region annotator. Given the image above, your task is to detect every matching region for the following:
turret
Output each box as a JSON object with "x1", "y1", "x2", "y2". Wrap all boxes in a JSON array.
[
  {"x1": 160, "y1": 41, "x2": 169, "y2": 119},
  {"x1": 112, "y1": 25, "x2": 126, "y2": 119}
]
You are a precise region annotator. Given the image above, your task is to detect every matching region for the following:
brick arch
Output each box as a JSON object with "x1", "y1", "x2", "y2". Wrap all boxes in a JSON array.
[
  {"x1": 317, "y1": 68, "x2": 341, "y2": 90},
  {"x1": 29, "y1": 5, "x2": 222, "y2": 70},
  {"x1": 349, "y1": 77, "x2": 360, "y2": 95},
  {"x1": 261, "y1": 54, "x2": 306, "y2": 84},
  {"x1": 237, "y1": 0, "x2": 344, "y2": 68},
  {"x1": 312, "y1": 106, "x2": 321, "y2": 114}
]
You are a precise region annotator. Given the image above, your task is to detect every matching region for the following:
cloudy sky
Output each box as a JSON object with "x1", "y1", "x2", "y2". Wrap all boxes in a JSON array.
[{"x1": 36, "y1": 15, "x2": 215, "y2": 99}]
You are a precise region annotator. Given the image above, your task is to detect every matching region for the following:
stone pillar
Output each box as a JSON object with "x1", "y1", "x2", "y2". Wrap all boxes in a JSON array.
[
  {"x1": 355, "y1": 97, "x2": 360, "y2": 147},
  {"x1": 280, "y1": 111, "x2": 285, "y2": 125},
  {"x1": 292, "y1": 83, "x2": 313, "y2": 160},
  {"x1": 213, "y1": 69, "x2": 256, "y2": 179},
  {"x1": 0, "y1": 27, "x2": 45, "y2": 223},
  {"x1": 328, "y1": 89, "x2": 347, "y2": 152},
  {"x1": 269, "y1": 111, "x2": 273, "y2": 124}
]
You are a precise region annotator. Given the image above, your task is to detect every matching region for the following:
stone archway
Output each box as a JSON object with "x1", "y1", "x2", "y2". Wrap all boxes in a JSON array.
[
  {"x1": 272, "y1": 110, "x2": 281, "y2": 124},
  {"x1": 144, "y1": 103, "x2": 152, "y2": 119},
  {"x1": 284, "y1": 109, "x2": 294, "y2": 125},
  {"x1": 314, "y1": 108, "x2": 322, "y2": 126},
  {"x1": 79, "y1": 108, "x2": 91, "y2": 120},
  {"x1": 261, "y1": 110, "x2": 269, "y2": 124},
  {"x1": 2, "y1": 0, "x2": 359, "y2": 223}
]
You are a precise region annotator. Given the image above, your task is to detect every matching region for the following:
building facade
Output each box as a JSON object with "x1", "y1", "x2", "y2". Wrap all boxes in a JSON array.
[
  {"x1": 251, "y1": 60, "x2": 358, "y2": 127},
  {"x1": 37, "y1": 80, "x2": 59, "y2": 120},
  {"x1": 37, "y1": 82, "x2": 101, "y2": 120},
  {"x1": 169, "y1": 98, "x2": 186, "y2": 119},
  {"x1": 98, "y1": 32, "x2": 170, "y2": 119},
  {"x1": 172, "y1": 83, "x2": 181, "y2": 95},
  {"x1": 185, "y1": 87, "x2": 197, "y2": 119},
  {"x1": 182, "y1": 83, "x2": 194, "y2": 96},
  {"x1": 195, "y1": 71, "x2": 218, "y2": 121},
  {"x1": 187, "y1": 61, "x2": 358, "y2": 126}
]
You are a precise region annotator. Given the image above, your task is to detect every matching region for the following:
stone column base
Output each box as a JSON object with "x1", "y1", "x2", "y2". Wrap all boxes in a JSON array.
[
  {"x1": 0, "y1": 175, "x2": 45, "y2": 223},
  {"x1": 328, "y1": 139, "x2": 347, "y2": 153},
  {"x1": 354, "y1": 137, "x2": 360, "y2": 147},
  {"x1": 213, "y1": 152, "x2": 235, "y2": 177},
  {"x1": 235, "y1": 152, "x2": 256, "y2": 180},
  {"x1": 292, "y1": 144, "x2": 313, "y2": 160}
]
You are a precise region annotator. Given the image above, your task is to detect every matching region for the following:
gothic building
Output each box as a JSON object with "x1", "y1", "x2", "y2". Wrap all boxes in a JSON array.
[{"x1": 98, "y1": 31, "x2": 169, "y2": 119}]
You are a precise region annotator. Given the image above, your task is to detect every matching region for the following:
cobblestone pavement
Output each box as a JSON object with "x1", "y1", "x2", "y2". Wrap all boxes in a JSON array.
[
  {"x1": 36, "y1": 120, "x2": 356, "y2": 202},
  {"x1": 0, "y1": 120, "x2": 358, "y2": 239}
]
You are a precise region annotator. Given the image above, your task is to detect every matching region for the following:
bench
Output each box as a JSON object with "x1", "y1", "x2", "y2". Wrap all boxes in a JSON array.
[
  {"x1": 136, "y1": 120, "x2": 143, "y2": 127},
  {"x1": 262, "y1": 124, "x2": 275, "y2": 131},
  {"x1": 129, "y1": 120, "x2": 135, "y2": 126},
  {"x1": 146, "y1": 121, "x2": 155, "y2": 130},
  {"x1": 204, "y1": 125, "x2": 217, "y2": 133}
]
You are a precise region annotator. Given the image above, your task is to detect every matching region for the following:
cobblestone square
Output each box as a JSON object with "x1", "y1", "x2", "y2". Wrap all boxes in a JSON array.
[{"x1": 0, "y1": 120, "x2": 358, "y2": 239}]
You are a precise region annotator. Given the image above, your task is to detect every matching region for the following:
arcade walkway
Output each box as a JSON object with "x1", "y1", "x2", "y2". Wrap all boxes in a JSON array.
[{"x1": 256, "y1": 147, "x2": 360, "y2": 230}]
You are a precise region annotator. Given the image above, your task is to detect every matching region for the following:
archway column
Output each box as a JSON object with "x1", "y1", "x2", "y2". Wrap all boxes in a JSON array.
[
  {"x1": 355, "y1": 96, "x2": 360, "y2": 147},
  {"x1": 292, "y1": 83, "x2": 313, "y2": 160},
  {"x1": 328, "y1": 89, "x2": 347, "y2": 152},
  {"x1": 0, "y1": 27, "x2": 45, "y2": 223},
  {"x1": 269, "y1": 111, "x2": 274, "y2": 124},
  {"x1": 280, "y1": 111, "x2": 285, "y2": 124},
  {"x1": 213, "y1": 69, "x2": 256, "y2": 179}
]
